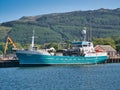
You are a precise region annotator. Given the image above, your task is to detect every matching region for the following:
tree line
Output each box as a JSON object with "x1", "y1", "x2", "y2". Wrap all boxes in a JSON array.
[{"x1": 0, "y1": 37, "x2": 120, "y2": 55}]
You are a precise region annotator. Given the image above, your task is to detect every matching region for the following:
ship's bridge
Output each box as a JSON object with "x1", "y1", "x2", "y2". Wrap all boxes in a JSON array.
[
  {"x1": 71, "y1": 41, "x2": 94, "y2": 53},
  {"x1": 71, "y1": 41, "x2": 93, "y2": 47}
]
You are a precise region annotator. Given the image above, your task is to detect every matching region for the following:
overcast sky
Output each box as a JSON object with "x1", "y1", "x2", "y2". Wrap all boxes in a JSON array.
[{"x1": 0, "y1": 0, "x2": 120, "y2": 23}]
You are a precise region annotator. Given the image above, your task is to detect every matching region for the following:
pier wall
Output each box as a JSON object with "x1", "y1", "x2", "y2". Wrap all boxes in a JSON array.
[
  {"x1": 104, "y1": 56, "x2": 120, "y2": 63},
  {"x1": 0, "y1": 60, "x2": 19, "y2": 68}
]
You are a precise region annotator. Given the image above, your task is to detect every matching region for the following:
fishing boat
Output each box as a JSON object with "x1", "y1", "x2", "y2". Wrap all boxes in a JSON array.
[{"x1": 16, "y1": 28, "x2": 108, "y2": 66}]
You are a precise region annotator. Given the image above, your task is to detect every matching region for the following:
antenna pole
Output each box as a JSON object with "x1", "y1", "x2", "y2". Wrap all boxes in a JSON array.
[{"x1": 90, "y1": 12, "x2": 92, "y2": 41}]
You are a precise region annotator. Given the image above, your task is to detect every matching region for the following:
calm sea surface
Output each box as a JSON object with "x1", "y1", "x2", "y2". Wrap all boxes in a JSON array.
[{"x1": 0, "y1": 63, "x2": 120, "y2": 90}]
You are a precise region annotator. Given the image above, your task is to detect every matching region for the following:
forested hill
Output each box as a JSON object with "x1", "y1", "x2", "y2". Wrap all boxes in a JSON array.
[{"x1": 0, "y1": 8, "x2": 120, "y2": 44}]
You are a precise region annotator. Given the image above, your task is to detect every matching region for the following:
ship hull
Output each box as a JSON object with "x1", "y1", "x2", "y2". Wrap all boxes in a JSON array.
[{"x1": 16, "y1": 51, "x2": 107, "y2": 65}]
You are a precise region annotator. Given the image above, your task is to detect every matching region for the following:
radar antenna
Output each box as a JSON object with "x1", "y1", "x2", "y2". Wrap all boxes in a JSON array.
[{"x1": 81, "y1": 27, "x2": 87, "y2": 41}]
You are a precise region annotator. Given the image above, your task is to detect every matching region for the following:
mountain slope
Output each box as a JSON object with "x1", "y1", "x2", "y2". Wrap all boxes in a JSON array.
[{"x1": 0, "y1": 8, "x2": 120, "y2": 44}]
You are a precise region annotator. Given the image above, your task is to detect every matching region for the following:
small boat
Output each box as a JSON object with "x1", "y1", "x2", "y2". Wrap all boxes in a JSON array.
[{"x1": 16, "y1": 28, "x2": 108, "y2": 66}]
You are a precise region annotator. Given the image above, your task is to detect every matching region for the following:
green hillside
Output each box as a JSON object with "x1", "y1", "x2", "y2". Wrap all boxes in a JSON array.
[{"x1": 0, "y1": 8, "x2": 120, "y2": 44}]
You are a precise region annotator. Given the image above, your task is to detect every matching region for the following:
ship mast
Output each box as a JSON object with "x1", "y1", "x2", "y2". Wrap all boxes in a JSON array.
[
  {"x1": 30, "y1": 30, "x2": 35, "y2": 50},
  {"x1": 31, "y1": 30, "x2": 35, "y2": 48}
]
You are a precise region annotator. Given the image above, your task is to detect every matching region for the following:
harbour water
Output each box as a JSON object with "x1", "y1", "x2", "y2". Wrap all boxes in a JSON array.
[{"x1": 0, "y1": 63, "x2": 120, "y2": 90}]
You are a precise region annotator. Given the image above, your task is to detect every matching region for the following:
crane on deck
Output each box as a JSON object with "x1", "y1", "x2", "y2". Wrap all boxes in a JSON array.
[{"x1": 4, "y1": 37, "x2": 18, "y2": 58}]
